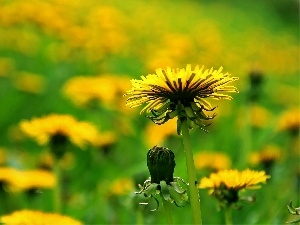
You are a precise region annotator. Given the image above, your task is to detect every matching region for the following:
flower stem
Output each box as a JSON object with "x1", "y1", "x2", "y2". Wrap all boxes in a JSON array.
[
  {"x1": 224, "y1": 206, "x2": 233, "y2": 225},
  {"x1": 53, "y1": 158, "x2": 62, "y2": 213},
  {"x1": 136, "y1": 208, "x2": 144, "y2": 225},
  {"x1": 181, "y1": 119, "x2": 202, "y2": 225},
  {"x1": 160, "y1": 193, "x2": 173, "y2": 225}
]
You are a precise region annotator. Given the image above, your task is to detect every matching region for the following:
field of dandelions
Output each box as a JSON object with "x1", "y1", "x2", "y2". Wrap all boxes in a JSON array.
[{"x1": 0, "y1": 0, "x2": 299, "y2": 224}]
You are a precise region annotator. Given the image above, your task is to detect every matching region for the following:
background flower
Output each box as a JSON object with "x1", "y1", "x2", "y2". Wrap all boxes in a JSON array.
[
  {"x1": 199, "y1": 169, "x2": 270, "y2": 191},
  {"x1": 0, "y1": 210, "x2": 82, "y2": 225},
  {"x1": 194, "y1": 151, "x2": 231, "y2": 171},
  {"x1": 19, "y1": 114, "x2": 100, "y2": 148}
]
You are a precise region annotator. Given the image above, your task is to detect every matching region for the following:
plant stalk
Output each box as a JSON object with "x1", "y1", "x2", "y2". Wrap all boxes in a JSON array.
[
  {"x1": 181, "y1": 119, "x2": 202, "y2": 224},
  {"x1": 225, "y1": 206, "x2": 233, "y2": 225},
  {"x1": 160, "y1": 193, "x2": 173, "y2": 225},
  {"x1": 53, "y1": 158, "x2": 62, "y2": 213}
]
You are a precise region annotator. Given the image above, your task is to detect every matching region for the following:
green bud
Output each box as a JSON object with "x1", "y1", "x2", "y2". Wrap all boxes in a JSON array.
[{"x1": 147, "y1": 146, "x2": 175, "y2": 184}]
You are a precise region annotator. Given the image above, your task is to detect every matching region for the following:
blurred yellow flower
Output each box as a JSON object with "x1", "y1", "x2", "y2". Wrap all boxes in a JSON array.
[
  {"x1": 92, "y1": 131, "x2": 117, "y2": 149},
  {"x1": 125, "y1": 64, "x2": 238, "y2": 132},
  {"x1": 0, "y1": 57, "x2": 15, "y2": 77},
  {"x1": 63, "y1": 74, "x2": 131, "y2": 110},
  {"x1": 0, "y1": 167, "x2": 56, "y2": 192},
  {"x1": 199, "y1": 169, "x2": 270, "y2": 191},
  {"x1": 249, "y1": 145, "x2": 282, "y2": 166},
  {"x1": 13, "y1": 71, "x2": 45, "y2": 94},
  {"x1": 109, "y1": 178, "x2": 134, "y2": 196},
  {"x1": 9, "y1": 169, "x2": 56, "y2": 192},
  {"x1": 39, "y1": 152, "x2": 75, "y2": 170},
  {"x1": 194, "y1": 151, "x2": 231, "y2": 171},
  {"x1": 0, "y1": 167, "x2": 18, "y2": 185},
  {"x1": 273, "y1": 84, "x2": 299, "y2": 106},
  {"x1": 19, "y1": 114, "x2": 100, "y2": 148},
  {"x1": 277, "y1": 108, "x2": 300, "y2": 134},
  {"x1": 0, "y1": 210, "x2": 82, "y2": 225},
  {"x1": 146, "y1": 33, "x2": 193, "y2": 71},
  {"x1": 250, "y1": 104, "x2": 272, "y2": 128},
  {"x1": 145, "y1": 119, "x2": 177, "y2": 147}
]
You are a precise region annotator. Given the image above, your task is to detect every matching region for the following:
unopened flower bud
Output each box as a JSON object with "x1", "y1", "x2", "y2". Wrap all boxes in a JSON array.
[{"x1": 147, "y1": 146, "x2": 175, "y2": 184}]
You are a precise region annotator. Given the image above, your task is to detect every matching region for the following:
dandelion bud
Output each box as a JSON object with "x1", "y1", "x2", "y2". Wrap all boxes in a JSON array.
[
  {"x1": 147, "y1": 146, "x2": 175, "y2": 184},
  {"x1": 248, "y1": 70, "x2": 264, "y2": 102}
]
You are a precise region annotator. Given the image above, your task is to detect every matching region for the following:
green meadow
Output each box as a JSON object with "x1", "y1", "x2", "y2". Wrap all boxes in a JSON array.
[{"x1": 0, "y1": 0, "x2": 298, "y2": 224}]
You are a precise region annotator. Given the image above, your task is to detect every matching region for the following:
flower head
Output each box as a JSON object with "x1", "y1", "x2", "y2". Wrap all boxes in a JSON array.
[
  {"x1": 199, "y1": 169, "x2": 270, "y2": 190},
  {"x1": 9, "y1": 169, "x2": 56, "y2": 192},
  {"x1": 249, "y1": 145, "x2": 282, "y2": 168},
  {"x1": 277, "y1": 108, "x2": 300, "y2": 135},
  {"x1": 125, "y1": 64, "x2": 238, "y2": 133},
  {"x1": 19, "y1": 114, "x2": 100, "y2": 148},
  {"x1": 0, "y1": 167, "x2": 19, "y2": 186},
  {"x1": 39, "y1": 152, "x2": 75, "y2": 171},
  {"x1": 109, "y1": 178, "x2": 134, "y2": 196},
  {"x1": 0, "y1": 210, "x2": 82, "y2": 225},
  {"x1": 13, "y1": 71, "x2": 45, "y2": 94},
  {"x1": 194, "y1": 151, "x2": 231, "y2": 171},
  {"x1": 199, "y1": 169, "x2": 270, "y2": 207},
  {"x1": 145, "y1": 119, "x2": 177, "y2": 147},
  {"x1": 0, "y1": 167, "x2": 56, "y2": 192},
  {"x1": 0, "y1": 57, "x2": 15, "y2": 77},
  {"x1": 63, "y1": 74, "x2": 131, "y2": 110}
]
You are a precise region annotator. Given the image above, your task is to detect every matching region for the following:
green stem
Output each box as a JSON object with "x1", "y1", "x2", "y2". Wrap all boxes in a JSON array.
[
  {"x1": 181, "y1": 119, "x2": 202, "y2": 225},
  {"x1": 160, "y1": 193, "x2": 173, "y2": 225},
  {"x1": 224, "y1": 206, "x2": 233, "y2": 225},
  {"x1": 239, "y1": 102, "x2": 252, "y2": 168},
  {"x1": 53, "y1": 158, "x2": 62, "y2": 213},
  {"x1": 136, "y1": 208, "x2": 144, "y2": 225}
]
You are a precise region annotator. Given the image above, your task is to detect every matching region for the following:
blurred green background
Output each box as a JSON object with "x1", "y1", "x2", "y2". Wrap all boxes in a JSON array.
[{"x1": 0, "y1": 0, "x2": 299, "y2": 224}]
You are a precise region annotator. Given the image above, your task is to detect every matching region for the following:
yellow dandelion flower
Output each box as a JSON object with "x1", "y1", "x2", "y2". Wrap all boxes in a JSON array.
[
  {"x1": 194, "y1": 151, "x2": 231, "y2": 171},
  {"x1": 39, "y1": 152, "x2": 75, "y2": 170},
  {"x1": 249, "y1": 145, "x2": 282, "y2": 166},
  {"x1": 250, "y1": 104, "x2": 272, "y2": 128},
  {"x1": 0, "y1": 167, "x2": 19, "y2": 185},
  {"x1": 13, "y1": 71, "x2": 45, "y2": 94},
  {"x1": 63, "y1": 74, "x2": 131, "y2": 109},
  {"x1": 0, "y1": 210, "x2": 82, "y2": 225},
  {"x1": 199, "y1": 169, "x2": 270, "y2": 191},
  {"x1": 125, "y1": 64, "x2": 238, "y2": 133},
  {"x1": 8, "y1": 169, "x2": 56, "y2": 192},
  {"x1": 277, "y1": 108, "x2": 300, "y2": 134},
  {"x1": 0, "y1": 57, "x2": 15, "y2": 77},
  {"x1": 199, "y1": 169, "x2": 270, "y2": 208},
  {"x1": 91, "y1": 131, "x2": 117, "y2": 149},
  {"x1": 19, "y1": 114, "x2": 100, "y2": 148},
  {"x1": 145, "y1": 119, "x2": 177, "y2": 147},
  {"x1": 109, "y1": 178, "x2": 134, "y2": 196}
]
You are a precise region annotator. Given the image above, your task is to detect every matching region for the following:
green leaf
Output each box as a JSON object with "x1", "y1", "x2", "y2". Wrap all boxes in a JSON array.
[
  {"x1": 170, "y1": 181, "x2": 186, "y2": 194},
  {"x1": 145, "y1": 183, "x2": 158, "y2": 197},
  {"x1": 160, "y1": 180, "x2": 171, "y2": 201}
]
